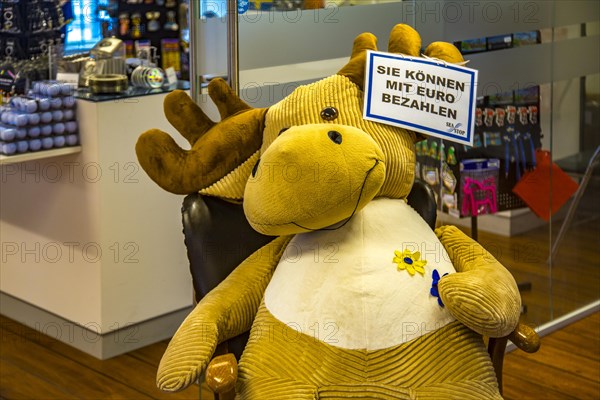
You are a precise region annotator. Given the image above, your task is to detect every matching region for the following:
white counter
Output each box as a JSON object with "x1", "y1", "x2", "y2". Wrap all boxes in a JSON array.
[{"x1": 0, "y1": 93, "x2": 193, "y2": 359}]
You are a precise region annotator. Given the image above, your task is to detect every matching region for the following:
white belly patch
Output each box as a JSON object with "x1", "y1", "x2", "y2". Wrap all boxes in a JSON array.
[{"x1": 264, "y1": 198, "x2": 456, "y2": 351}]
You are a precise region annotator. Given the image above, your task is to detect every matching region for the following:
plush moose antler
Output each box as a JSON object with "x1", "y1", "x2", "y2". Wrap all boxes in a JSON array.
[
  {"x1": 338, "y1": 25, "x2": 463, "y2": 92},
  {"x1": 135, "y1": 79, "x2": 267, "y2": 195}
]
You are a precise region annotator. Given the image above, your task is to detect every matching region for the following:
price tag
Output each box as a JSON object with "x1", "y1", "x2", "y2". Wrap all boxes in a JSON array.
[
  {"x1": 363, "y1": 50, "x2": 478, "y2": 146},
  {"x1": 165, "y1": 67, "x2": 178, "y2": 86},
  {"x1": 56, "y1": 72, "x2": 80, "y2": 88}
]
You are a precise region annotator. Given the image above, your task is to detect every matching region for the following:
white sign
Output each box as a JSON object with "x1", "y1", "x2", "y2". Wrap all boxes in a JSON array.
[
  {"x1": 165, "y1": 67, "x2": 178, "y2": 86},
  {"x1": 56, "y1": 72, "x2": 79, "y2": 88},
  {"x1": 363, "y1": 50, "x2": 478, "y2": 146}
]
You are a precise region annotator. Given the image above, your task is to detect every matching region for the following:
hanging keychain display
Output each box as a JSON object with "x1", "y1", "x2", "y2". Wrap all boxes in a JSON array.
[
  {"x1": 416, "y1": 86, "x2": 542, "y2": 216},
  {"x1": 130, "y1": 13, "x2": 142, "y2": 38},
  {"x1": 119, "y1": 12, "x2": 129, "y2": 36},
  {"x1": 164, "y1": 11, "x2": 178, "y2": 31},
  {"x1": 146, "y1": 11, "x2": 160, "y2": 32}
]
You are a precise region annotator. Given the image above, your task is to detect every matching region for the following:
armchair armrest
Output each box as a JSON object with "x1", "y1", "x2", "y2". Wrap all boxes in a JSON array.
[
  {"x1": 206, "y1": 354, "x2": 238, "y2": 394},
  {"x1": 509, "y1": 322, "x2": 541, "y2": 353}
]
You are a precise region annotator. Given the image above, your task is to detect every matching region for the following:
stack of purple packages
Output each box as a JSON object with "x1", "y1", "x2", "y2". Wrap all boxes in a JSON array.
[{"x1": 0, "y1": 81, "x2": 79, "y2": 156}]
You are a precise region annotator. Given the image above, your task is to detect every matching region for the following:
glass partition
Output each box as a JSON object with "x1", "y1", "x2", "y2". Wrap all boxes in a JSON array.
[{"x1": 189, "y1": 0, "x2": 599, "y2": 331}]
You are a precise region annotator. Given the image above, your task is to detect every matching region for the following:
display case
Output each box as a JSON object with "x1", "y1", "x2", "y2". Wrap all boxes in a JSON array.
[
  {"x1": 0, "y1": 0, "x2": 68, "y2": 60},
  {"x1": 97, "y1": 0, "x2": 186, "y2": 76}
]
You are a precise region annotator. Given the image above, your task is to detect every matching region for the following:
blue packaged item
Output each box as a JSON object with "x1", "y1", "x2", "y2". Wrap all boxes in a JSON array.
[
  {"x1": 41, "y1": 137, "x2": 54, "y2": 149},
  {"x1": 53, "y1": 123, "x2": 65, "y2": 135},
  {"x1": 52, "y1": 110, "x2": 64, "y2": 122},
  {"x1": 53, "y1": 135, "x2": 66, "y2": 147},
  {"x1": 29, "y1": 139, "x2": 42, "y2": 151},
  {"x1": 28, "y1": 126, "x2": 41, "y2": 138},
  {"x1": 15, "y1": 113, "x2": 28, "y2": 127},
  {"x1": 65, "y1": 121, "x2": 77, "y2": 133},
  {"x1": 0, "y1": 126, "x2": 17, "y2": 141},
  {"x1": 63, "y1": 109, "x2": 75, "y2": 121},
  {"x1": 37, "y1": 97, "x2": 51, "y2": 111},
  {"x1": 27, "y1": 113, "x2": 40, "y2": 125},
  {"x1": 62, "y1": 96, "x2": 76, "y2": 108},
  {"x1": 50, "y1": 97, "x2": 62, "y2": 109},
  {"x1": 13, "y1": 112, "x2": 29, "y2": 127},
  {"x1": 60, "y1": 84, "x2": 72, "y2": 96},
  {"x1": 26, "y1": 94, "x2": 52, "y2": 110},
  {"x1": 1, "y1": 142, "x2": 17, "y2": 155},
  {"x1": 65, "y1": 134, "x2": 78, "y2": 146},
  {"x1": 40, "y1": 112, "x2": 53, "y2": 123},
  {"x1": 10, "y1": 97, "x2": 38, "y2": 113},
  {"x1": 33, "y1": 81, "x2": 61, "y2": 97},
  {"x1": 40, "y1": 125, "x2": 53, "y2": 136},
  {"x1": 16, "y1": 140, "x2": 29, "y2": 153}
]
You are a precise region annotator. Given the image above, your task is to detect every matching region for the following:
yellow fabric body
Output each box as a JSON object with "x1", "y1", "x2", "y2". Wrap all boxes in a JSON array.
[
  {"x1": 435, "y1": 226, "x2": 522, "y2": 338},
  {"x1": 237, "y1": 304, "x2": 502, "y2": 400},
  {"x1": 200, "y1": 150, "x2": 260, "y2": 201},
  {"x1": 156, "y1": 227, "x2": 519, "y2": 396},
  {"x1": 157, "y1": 236, "x2": 291, "y2": 392}
]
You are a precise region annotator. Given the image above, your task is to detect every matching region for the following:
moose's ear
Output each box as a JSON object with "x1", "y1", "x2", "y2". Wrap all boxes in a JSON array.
[{"x1": 337, "y1": 32, "x2": 378, "y2": 91}]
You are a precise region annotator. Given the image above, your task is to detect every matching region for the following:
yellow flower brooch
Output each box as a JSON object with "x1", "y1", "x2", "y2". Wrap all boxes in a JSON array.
[{"x1": 393, "y1": 249, "x2": 427, "y2": 276}]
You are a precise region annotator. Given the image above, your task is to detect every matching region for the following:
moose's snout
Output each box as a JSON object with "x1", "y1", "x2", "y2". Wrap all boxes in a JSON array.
[{"x1": 244, "y1": 124, "x2": 385, "y2": 236}]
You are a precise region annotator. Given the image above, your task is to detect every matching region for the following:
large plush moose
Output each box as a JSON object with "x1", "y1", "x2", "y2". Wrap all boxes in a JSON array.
[{"x1": 136, "y1": 24, "x2": 523, "y2": 399}]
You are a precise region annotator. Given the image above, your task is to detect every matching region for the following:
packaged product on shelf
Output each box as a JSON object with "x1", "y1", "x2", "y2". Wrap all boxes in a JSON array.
[
  {"x1": 415, "y1": 86, "x2": 542, "y2": 217},
  {"x1": 459, "y1": 159, "x2": 500, "y2": 218},
  {"x1": 454, "y1": 37, "x2": 486, "y2": 54},
  {"x1": 0, "y1": 82, "x2": 79, "y2": 157},
  {"x1": 487, "y1": 34, "x2": 512, "y2": 51},
  {"x1": 513, "y1": 31, "x2": 541, "y2": 47},
  {"x1": 161, "y1": 38, "x2": 181, "y2": 76},
  {"x1": 27, "y1": 126, "x2": 40, "y2": 138},
  {"x1": 124, "y1": 40, "x2": 135, "y2": 58}
]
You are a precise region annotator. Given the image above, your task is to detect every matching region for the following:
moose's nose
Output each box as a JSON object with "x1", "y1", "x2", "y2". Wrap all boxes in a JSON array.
[{"x1": 328, "y1": 130, "x2": 343, "y2": 145}]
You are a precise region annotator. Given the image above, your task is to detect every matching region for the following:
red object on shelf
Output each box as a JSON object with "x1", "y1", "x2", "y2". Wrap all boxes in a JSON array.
[{"x1": 512, "y1": 150, "x2": 579, "y2": 221}]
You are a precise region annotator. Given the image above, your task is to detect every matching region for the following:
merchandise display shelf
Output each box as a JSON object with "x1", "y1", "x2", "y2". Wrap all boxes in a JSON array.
[
  {"x1": 0, "y1": 146, "x2": 82, "y2": 165},
  {"x1": 75, "y1": 81, "x2": 190, "y2": 102}
]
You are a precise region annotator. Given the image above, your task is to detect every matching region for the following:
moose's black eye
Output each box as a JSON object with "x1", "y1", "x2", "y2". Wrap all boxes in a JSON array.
[
  {"x1": 320, "y1": 107, "x2": 338, "y2": 121},
  {"x1": 328, "y1": 130, "x2": 343, "y2": 145},
  {"x1": 278, "y1": 127, "x2": 289, "y2": 136},
  {"x1": 252, "y1": 159, "x2": 260, "y2": 177}
]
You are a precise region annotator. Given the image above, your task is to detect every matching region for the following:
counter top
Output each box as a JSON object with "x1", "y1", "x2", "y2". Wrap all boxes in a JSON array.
[{"x1": 75, "y1": 81, "x2": 190, "y2": 102}]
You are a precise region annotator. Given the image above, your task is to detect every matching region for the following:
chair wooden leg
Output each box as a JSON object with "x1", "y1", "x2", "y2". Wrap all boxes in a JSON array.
[{"x1": 488, "y1": 336, "x2": 509, "y2": 396}]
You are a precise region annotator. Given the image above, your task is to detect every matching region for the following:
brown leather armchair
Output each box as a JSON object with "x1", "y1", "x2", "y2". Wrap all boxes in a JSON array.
[{"x1": 182, "y1": 180, "x2": 540, "y2": 399}]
